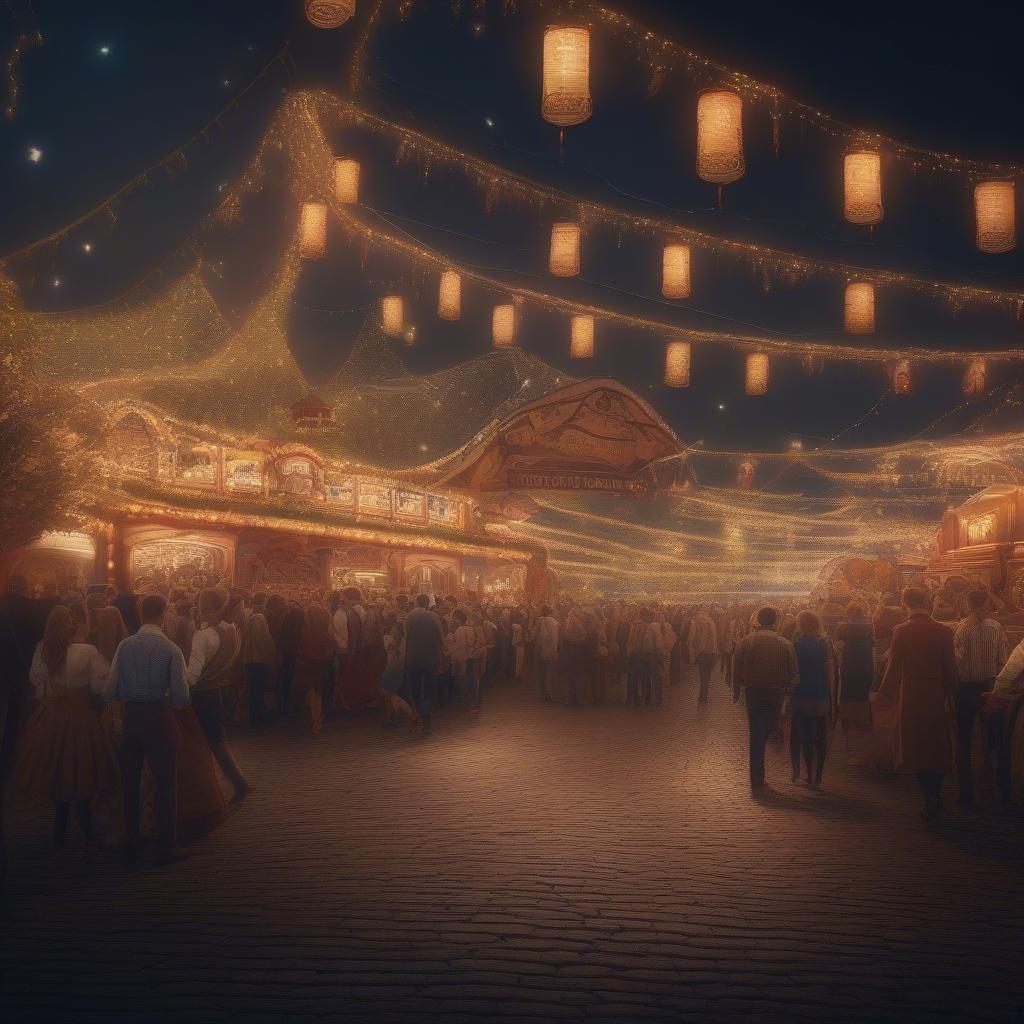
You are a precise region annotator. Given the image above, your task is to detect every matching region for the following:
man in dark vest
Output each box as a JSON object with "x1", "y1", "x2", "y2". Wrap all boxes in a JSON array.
[{"x1": 187, "y1": 588, "x2": 251, "y2": 804}]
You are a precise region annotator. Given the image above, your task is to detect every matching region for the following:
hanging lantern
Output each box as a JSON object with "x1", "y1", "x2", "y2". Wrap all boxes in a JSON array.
[
  {"x1": 844, "y1": 151, "x2": 883, "y2": 226},
  {"x1": 745, "y1": 353, "x2": 769, "y2": 395},
  {"x1": 381, "y1": 295, "x2": 404, "y2": 338},
  {"x1": 570, "y1": 315, "x2": 594, "y2": 358},
  {"x1": 334, "y1": 158, "x2": 360, "y2": 204},
  {"x1": 438, "y1": 270, "x2": 461, "y2": 320},
  {"x1": 963, "y1": 358, "x2": 987, "y2": 397},
  {"x1": 696, "y1": 89, "x2": 744, "y2": 185},
  {"x1": 305, "y1": 1, "x2": 356, "y2": 28},
  {"x1": 891, "y1": 359, "x2": 912, "y2": 395},
  {"x1": 664, "y1": 341, "x2": 691, "y2": 388},
  {"x1": 493, "y1": 304, "x2": 516, "y2": 348},
  {"x1": 844, "y1": 282, "x2": 875, "y2": 334},
  {"x1": 975, "y1": 181, "x2": 1015, "y2": 253},
  {"x1": 662, "y1": 244, "x2": 692, "y2": 299},
  {"x1": 541, "y1": 26, "x2": 592, "y2": 128},
  {"x1": 550, "y1": 222, "x2": 581, "y2": 277},
  {"x1": 299, "y1": 202, "x2": 327, "y2": 259}
]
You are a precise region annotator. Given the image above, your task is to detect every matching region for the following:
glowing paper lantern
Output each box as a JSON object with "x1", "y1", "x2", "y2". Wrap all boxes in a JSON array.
[
  {"x1": 696, "y1": 89, "x2": 744, "y2": 185},
  {"x1": 664, "y1": 341, "x2": 691, "y2": 387},
  {"x1": 305, "y1": 1, "x2": 355, "y2": 28},
  {"x1": 550, "y1": 222, "x2": 581, "y2": 277},
  {"x1": 975, "y1": 181, "x2": 1015, "y2": 253},
  {"x1": 891, "y1": 359, "x2": 912, "y2": 395},
  {"x1": 662, "y1": 244, "x2": 692, "y2": 299},
  {"x1": 438, "y1": 270, "x2": 461, "y2": 320},
  {"x1": 541, "y1": 26, "x2": 592, "y2": 128},
  {"x1": 334, "y1": 158, "x2": 360, "y2": 204},
  {"x1": 570, "y1": 315, "x2": 595, "y2": 358},
  {"x1": 745, "y1": 352, "x2": 769, "y2": 395},
  {"x1": 844, "y1": 282, "x2": 875, "y2": 334},
  {"x1": 299, "y1": 202, "x2": 327, "y2": 259},
  {"x1": 844, "y1": 151, "x2": 883, "y2": 226},
  {"x1": 963, "y1": 358, "x2": 987, "y2": 397},
  {"x1": 493, "y1": 304, "x2": 516, "y2": 348},
  {"x1": 381, "y1": 295, "x2": 404, "y2": 338}
]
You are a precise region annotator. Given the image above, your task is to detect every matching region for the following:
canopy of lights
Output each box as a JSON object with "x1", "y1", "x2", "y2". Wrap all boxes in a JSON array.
[{"x1": 4, "y1": 0, "x2": 1022, "y2": 600}]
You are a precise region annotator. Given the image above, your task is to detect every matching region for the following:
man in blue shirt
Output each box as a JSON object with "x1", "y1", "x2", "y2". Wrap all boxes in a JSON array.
[{"x1": 104, "y1": 592, "x2": 189, "y2": 864}]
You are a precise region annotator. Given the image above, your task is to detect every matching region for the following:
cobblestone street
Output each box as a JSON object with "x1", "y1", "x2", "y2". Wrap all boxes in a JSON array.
[{"x1": 3, "y1": 671, "x2": 1023, "y2": 1023}]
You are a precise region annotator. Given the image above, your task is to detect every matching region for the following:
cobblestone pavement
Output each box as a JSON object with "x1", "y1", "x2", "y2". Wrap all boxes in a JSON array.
[{"x1": 3, "y1": 670, "x2": 1024, "y2": 1024}]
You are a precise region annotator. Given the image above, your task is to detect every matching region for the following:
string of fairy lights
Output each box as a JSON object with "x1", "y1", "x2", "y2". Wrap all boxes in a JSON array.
[
  {"x1": 350, "y1": 0, "x2": 1024, "y2": 180},
  {"x1": 8, "y1": 0, "x2": 1024, "y2": 597}
]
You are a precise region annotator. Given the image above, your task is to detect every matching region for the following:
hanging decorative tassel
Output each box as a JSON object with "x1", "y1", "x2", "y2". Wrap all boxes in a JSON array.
[{"x1": 771, "y1": 94, "x2": 781, "y2": 158}]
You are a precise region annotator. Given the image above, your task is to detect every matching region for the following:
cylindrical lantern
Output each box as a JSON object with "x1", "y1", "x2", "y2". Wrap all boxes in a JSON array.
[
  {"x1": 541, "y1": 26, "x2": 592, "y2": 128},
  {"x1": 664, "y1": 341, "x2": 691, "y2": 388},
  {"x1": 662, "y1": 244, "x2": 692, "y2": 299},
  {"x1": 745, "y1": 352, "x2": 769, "y2": 395},
  {"x1": 305, "y1": 1, "x2": 356, "y2": 28},
  {"x1": 438, "y1": 270, "x2": 461, "y2": 321},
  {"x1": 334, "y1": 158, "x2": 360, "y2": 204},
  {"x1": 493, "y1": 304, "x2": 516, "y2": 348},
  {"x1": 550, "y1": 222, "x2": 581, "y2": 277},
  {"x1": 975, "y1": 181, "x2": 1015, "y2": 253},
  {"x1": 845, "y1": 282, "x2": 875, "y2": 334},
  {"x1": 299, "y1": 202, "x2": 327, "y2": 259},
  {"x1": 844, "y1": 151, "x2": 883, "y2": 226},
  {"x1": 381, "y1": 295, "x2": 404, "y2": 338},
  {"x1": 570, "y1": 315, "x2": 594, "y2": 358},
  {"x1": 696, "y1": 89, "x2": 744, "y2": 185},
  {"x1": 963, "y1": 358, "x2": 987, "y2": 397},
  {"x1": 891, "y1": 359, "x2": 912, "y2": 395}
]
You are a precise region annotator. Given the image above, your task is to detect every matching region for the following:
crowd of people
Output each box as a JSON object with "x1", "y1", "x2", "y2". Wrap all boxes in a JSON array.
[{"x1": 1, "y1": 571, "x2": 1022, "y2": 869}]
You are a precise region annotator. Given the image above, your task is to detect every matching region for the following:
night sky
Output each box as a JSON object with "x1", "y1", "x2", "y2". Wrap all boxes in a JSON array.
[{"x1": 4, "y1": 0, "x2": 1024, "y2": 454}]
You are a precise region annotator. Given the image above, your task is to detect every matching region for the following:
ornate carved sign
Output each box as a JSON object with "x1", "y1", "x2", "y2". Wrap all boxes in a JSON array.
[{"x1": 440, "y1": 381, "x2": 680, "y2": 493}]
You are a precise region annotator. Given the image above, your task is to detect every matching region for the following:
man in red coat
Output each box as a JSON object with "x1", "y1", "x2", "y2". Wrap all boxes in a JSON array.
[{"x1": 876, "y1": 587, "x2": 959, "y2": 822}]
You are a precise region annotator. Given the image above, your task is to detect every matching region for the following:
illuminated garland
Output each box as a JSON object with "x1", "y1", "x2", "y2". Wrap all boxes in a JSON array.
[
  {"x1": 356, "y1": 0, "x2": 1024, "y2": 180},
  {"x1": 320, "y1": 96, "x2": 1024, "y2": 316}
]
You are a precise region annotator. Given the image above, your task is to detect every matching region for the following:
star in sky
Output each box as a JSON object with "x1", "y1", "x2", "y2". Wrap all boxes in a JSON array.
[
  {"x1": 99, "y1": 45, "x2": 111, "y2": 56},
  {"x1": 27, "y1": 146, "x2": 42, "y2": 163}
]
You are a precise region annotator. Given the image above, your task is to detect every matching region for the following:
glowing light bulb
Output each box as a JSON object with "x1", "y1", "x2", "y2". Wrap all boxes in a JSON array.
[
  {"x1": 82, "y1": 242, "x2": 92, "y2": 253},
  {"x1": 99, "y1": 45, "x2": 110, "y2": 56},
  {"x1": 27, "y1": 146, "x2": 42, "y2": 163}
]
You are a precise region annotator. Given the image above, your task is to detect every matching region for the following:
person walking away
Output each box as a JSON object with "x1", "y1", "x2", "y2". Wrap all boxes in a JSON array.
[
  {"x1": 241, "y1": 593, "x2": 275, "y2": 725},
  {"x1": 15, "y1": 605, "x2": 118, "y2": 851},
  {"x1": 533, "y1": 606, "x2": 559, "y2": 702},
  {"x1": 186, "y1": 589, "x2": 251, "y2": 804},
  {"x1": 447, "y1": 609, "x2": 477, "y2": 709},
  {"x1": 562, "y1": 606, "x2": 588, "y2": 707},
  {"x1": 638, "y1": 608, "x2": 664, "y2": 706},
  {"x1": 952, "y1": 590, "x2": 1005, "y2": 806},
  {"x1": 873, "y1": 593, "x2": 907, "y2": 686},
  {"x1": 294, "y1": 605, "x2": 337, "y2": 735},
  {"x1": 404, "y1": 595, "x2": 444, "y2": 735},
  {"x1": 790, "y1": 611, "x2": 835, "y2": 787},
  {"x1": 732, "y1": 607, "x2": 799, "y2": 796},
  {"x1": 379, "y1": 611, "x2": 418, "y2": 730},
  {"x1": 103, "y1": 593, "x2": 190, "y2": 864},
  {"x1": 511, "y1": 611, "x2": 527, "y2": 682},
  {"x1": 275, "y1": 600, "x2": 305, "y2": 715},
  {"x1": 876, "y1": 587, "x2": 959, "y2": 822},
  {"x1": 688, "y1": 606, "x2": 719, "y2": 705},
  {"x1": 836, "y1": 604, "x2": 875, "y2": 763}
]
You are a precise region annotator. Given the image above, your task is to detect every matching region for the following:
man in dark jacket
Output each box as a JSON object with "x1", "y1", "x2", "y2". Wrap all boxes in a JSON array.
[{"x1": 404, "y1": 594, "x2": 444, "y2": 736}]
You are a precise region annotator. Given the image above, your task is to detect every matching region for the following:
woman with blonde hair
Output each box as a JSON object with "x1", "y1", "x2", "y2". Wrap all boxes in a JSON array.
[
  {"x1": 15, "y1": 605, "x2": 118, "y2": 848},
  {"x1": 790, "y1": 610, "x2": 835, "y2": 787}
]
